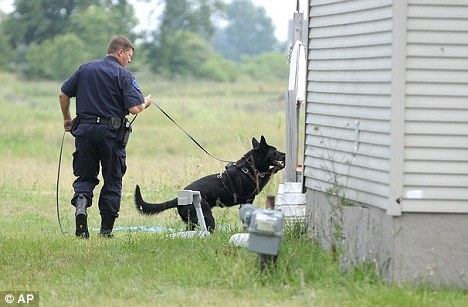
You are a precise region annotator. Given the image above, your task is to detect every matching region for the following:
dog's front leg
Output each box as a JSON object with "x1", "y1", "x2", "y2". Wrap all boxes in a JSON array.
[{"x1": 200, "y1": 199, "x2": 215, "y2": 232}]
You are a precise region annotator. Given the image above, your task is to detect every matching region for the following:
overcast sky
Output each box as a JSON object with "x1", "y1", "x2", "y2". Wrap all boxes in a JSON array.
[{"x1": 0, "y1": 0, "x2": 308, "y2": 42}]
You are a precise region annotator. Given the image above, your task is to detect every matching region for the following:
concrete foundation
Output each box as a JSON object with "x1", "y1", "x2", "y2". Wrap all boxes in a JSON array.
[{"x1": 307, "y1": 189, "x2": 468, "y2": 289}]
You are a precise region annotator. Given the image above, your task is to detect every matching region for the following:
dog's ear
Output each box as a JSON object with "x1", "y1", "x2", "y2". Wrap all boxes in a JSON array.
[
  {"x1": 252, "y1": 137, "x2": 259, "y2": 149},
  {"x1": 260, "y1": 135, "x2": 267, "y2": 146}
]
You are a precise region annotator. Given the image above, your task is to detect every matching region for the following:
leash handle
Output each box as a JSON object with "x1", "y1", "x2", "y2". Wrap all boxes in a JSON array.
[
  {"x1": 130, "y1": 114, "x2": 138, "y2": 124},
  {"x1": 56, "y1": 131, "x2": 66, "y2": 235},
  {"x1": 152, "y1": 103, "x2": 232, "y2": 163}
]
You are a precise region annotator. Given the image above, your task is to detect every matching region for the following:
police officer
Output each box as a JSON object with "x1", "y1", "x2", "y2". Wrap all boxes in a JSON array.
[{"x1": 59, "y1": 35, "x2": 152, "y2": 238}]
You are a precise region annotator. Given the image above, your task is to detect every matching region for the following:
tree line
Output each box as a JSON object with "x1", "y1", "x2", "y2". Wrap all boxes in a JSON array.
[{"x1": 0, "y1": 0, "x2": 289, "y2": 82}]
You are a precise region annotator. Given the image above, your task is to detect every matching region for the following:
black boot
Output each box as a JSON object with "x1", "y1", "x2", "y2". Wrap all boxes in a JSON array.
[
  {"x1": 75, "y1": 194, "x2": 89, "y2": 239},
  {"x1": 99, "y1": 215, "x2": 115, "y2": 238}
]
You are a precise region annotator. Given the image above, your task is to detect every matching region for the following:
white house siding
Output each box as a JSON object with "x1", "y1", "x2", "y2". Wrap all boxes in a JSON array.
[
  {"x1": 305, "y1": 0, "x2": 468, "y2": 213},
  {"x1": 304, "y1": 0, "x2": 394, "y2": 210},
  {"x1": 305, "y1": 0, "x2": 468, "y2": 288},
  {"x1": 401, "y1": 0, "x2": 468, "y2": 212}
]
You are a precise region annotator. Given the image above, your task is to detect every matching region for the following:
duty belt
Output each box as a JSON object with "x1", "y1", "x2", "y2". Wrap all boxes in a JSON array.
[{"x1": 79, "y1": 117, "x2": 111, "y2": 125}]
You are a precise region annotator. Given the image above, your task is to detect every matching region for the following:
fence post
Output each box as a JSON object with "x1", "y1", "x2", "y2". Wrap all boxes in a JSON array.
[
  {"x1": 284, "y1": 11, "x2": 305, "y2": 183},
  {"x1": 285, "y1": 89, "x2": 299, "y2": 182}
]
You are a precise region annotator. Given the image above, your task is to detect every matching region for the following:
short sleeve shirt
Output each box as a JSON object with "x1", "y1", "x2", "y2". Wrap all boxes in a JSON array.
[{"x1": 61, "y1": 56, "x2": 144, "y2": 119}]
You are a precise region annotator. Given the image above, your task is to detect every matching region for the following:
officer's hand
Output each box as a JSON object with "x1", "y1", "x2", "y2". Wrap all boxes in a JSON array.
[
  {"x1": 144, "y1": 94, "x2": 153, "y2": 109},
  {"x1": 64, "y1": 119, "x2": 72, "y2": 132}
]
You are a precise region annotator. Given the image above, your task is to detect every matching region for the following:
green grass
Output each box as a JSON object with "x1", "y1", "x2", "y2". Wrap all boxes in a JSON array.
[{"x1": 0, "y1": 72, "x2": 467, "y2": 306}]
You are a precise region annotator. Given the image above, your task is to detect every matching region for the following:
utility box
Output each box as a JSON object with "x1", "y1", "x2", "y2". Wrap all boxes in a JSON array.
[{"x1": 246, "y1": 209, "x2": 284, "y2": 256}]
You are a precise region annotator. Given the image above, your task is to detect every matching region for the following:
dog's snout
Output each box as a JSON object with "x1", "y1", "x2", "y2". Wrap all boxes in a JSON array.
[{"x1": 277, "y1": 152, "x2": 285, "y2": 161}]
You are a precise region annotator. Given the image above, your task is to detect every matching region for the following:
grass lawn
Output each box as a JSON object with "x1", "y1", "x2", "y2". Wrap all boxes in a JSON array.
[{"x1": 0, "y1": 72, "x2": 467, "y2": 306}]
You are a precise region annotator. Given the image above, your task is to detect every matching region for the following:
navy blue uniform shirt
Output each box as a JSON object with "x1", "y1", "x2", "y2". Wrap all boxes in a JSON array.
[{"x1": 61, "y1": 55, "x2": 144, "y2": 119}]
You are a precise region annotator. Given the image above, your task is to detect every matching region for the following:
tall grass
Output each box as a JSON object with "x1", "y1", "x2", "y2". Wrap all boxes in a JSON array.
[{"x1": 0, "y1": 72, "x2": 466, "y2": 306}]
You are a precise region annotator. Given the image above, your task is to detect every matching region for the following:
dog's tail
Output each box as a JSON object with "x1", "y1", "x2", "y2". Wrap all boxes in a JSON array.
[{"x1": 134, "y1": 185, "x2": 178, "y2": 215}]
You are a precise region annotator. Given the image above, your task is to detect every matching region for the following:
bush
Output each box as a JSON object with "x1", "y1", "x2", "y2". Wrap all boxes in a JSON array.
[
  {"x1": 239, "y1": 52, "x2": 289, "y2": 81},
  {"x1": 199, "y1": 54, "x2": 238, "y2": 82},
  {"x1": 0, "y1": 23, "x2": 13, "y2": 71},
  {"x1": 26, "y1": 33, "x2": 89, "y2": 80},
  {"x1": 152, "y1": 30, "x2": 238, "y2": 82}
]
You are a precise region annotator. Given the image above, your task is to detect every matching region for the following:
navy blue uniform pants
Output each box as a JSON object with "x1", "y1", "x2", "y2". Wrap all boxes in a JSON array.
[{"x1": 71, "y1": 124, "x2": 127, "y2": 219}]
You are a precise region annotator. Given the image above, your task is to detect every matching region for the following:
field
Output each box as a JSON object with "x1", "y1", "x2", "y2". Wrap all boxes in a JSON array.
[{"x1": 0, "y1": 72, "x2": 467, "y2": 306}]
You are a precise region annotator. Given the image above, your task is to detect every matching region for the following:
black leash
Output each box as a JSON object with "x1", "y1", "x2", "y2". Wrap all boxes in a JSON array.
[
  {"x1": 56, "y1": 105, "x2": 227, "y2": 233},
  {"x1": 152, "y1": 103, "x2": 232, "y2": 163},
  {"x1": 56, "y1": 131, "x2": 66, "y2": 235}
]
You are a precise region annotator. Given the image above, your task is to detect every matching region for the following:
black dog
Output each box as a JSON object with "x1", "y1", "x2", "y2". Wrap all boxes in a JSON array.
[{"x1": 134, "y1": 136, "x2": 285, "y2": 231}]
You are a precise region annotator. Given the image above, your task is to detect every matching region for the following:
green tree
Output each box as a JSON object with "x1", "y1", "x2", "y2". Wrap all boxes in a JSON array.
[
  {"x1": 145, "y1": 0, "x2": 225, "y2": 75},
  {"x1": 157, "y1": 0, "x2": 224, "y2": 42},
  {"x1": 4, "y1": 0, "x2": 97, "y2": 47},
  {"x1": 214, "y1": 0, "x2": 278, "y2": 61},
  {"x1": 155, "y1": 30, "x2": 237, "y2": 81},
  {"x1": 4, "y1": 0, "x2": 139, "y2": 79},
  {"x1": 70, "y1": 4, "x2": 138, "y2": 60},
  {"x1": 0, "y1": 14, "x2": 13, "y2": 71},
  {"x1": 26, "y1": 33, "x2": 88, "y2": 80},
  {"x1": 5, "y1": 0, "x2": 137, "y2": 46}
]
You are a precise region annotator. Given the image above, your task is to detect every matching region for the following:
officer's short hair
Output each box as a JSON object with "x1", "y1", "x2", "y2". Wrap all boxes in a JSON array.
[{"x1": 107, "y1": 35, "x2": 135, "y2": 54}]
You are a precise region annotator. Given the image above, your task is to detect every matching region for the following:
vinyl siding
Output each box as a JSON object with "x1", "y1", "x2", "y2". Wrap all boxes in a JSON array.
[
  {"x1": 305, "y1": 0, "x2": 393, "y2": 210},
  {"x1": 305, "y1": 0, "x2": 468, "y2": 212},
  {"x1": 402, "y1": 0, "x2": 468, "y2": 212}
]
